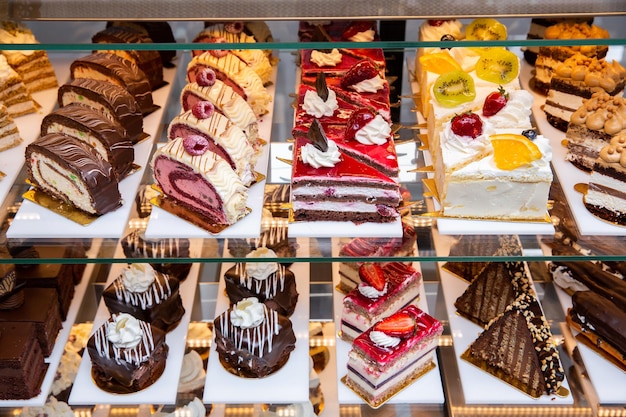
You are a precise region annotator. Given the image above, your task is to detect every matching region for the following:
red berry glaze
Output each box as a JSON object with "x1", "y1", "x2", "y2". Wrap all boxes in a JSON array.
[
  {"x1": 196, "y1": 68, "x2": 217, "y2": 87},
  {"x1": 451, "y1": 112, "x2": 483, "y2": 139},
  {"x1": 482, "y1": 86, "x2": 509, "y2": 117},
  {"x1": 183, "y1": 135, "x2": 210, "y2": 156},
  {"x1": 427, "y1": 19, "x2": 450, "y2": 27},
  {"x1": 359, "y1": 263, "x2": 386, "y2": 292},
  {"x1": 373, "y1": 311, "x2": 416, "y2": 338},
  {"x1": 192, "y1": 101, "x2": 215, "y2": 119},
  {"x1": 341, "y1": 59, "x2": 379, "y2": 89},
  {"x1": 342, "y1": 20, "x2": 375, "y2": 40},
  {"x1": 345, "y1": 108, "x2": 376, "y2": 141}
]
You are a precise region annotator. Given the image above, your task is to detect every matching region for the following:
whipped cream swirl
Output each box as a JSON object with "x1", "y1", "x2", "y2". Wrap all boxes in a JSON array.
[
  {"x1": 301, "y1": 139, "x2": 342, "y2": 168},
  {"x1": 302, "y1": 89, "x2": 339, "y2": 118},
  {"x1": 358, "y1": 282, "x2": 388, "y2": 298},
  {"x1": 107, "y1": 313, "x2": 143, "y2": 349},
  {"x1": 483, "y1": 90, "x2": 534, "y2": 129},
  {"x1": 230, "y1": 297, "x2": 265, "y2": 329},
  {"x1": 370, "y1": 330, "x2": 400, "y2": 348},
  {"x1": 245, "y1": 247, "x2": 279, "y2": 280},
  {"x1": 310, "y1": 48, "x2": 342, "y2": 67},
  {"x1": 355, "y1": 114, "x2": 390, "y2": 145},
  {"x1": 350, "y1": 75, "x2": 385, "y2": 93},
  {"x1": 348, "y1": 29, "x2": 375, "y2": 42},
  {"x1": 121, "y1": 263, "x2": 155, "y2": 293}
]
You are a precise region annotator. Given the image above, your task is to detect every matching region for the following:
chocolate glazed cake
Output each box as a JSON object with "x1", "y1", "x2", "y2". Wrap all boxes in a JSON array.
[
  {"x1": 58, "y1": 78, "x2": 143, "y2": 144},
  {"x1": 25, "y1": 133, "x2": 122, "y2": 216},
  {"x1": 41, "y1": 103, "x2": 134, "y2": 179},
  {"x1": 462, "y1": 292, "x2": 565, "y2": 398},
  {"x1": 0, "y1": 322, "x2": 46, "y2": 400}
]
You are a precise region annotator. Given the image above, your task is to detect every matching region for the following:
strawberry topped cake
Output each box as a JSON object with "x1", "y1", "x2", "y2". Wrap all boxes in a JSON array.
[
  {"x1": 290, "y1": 120, "x2": 401, "y2": 224},
  {"x1": 344, "y1": 305, "x2": 443, "y2": 408},
  {"x1": 341, "y1": 262, "x2": 421, "y2": 341}
]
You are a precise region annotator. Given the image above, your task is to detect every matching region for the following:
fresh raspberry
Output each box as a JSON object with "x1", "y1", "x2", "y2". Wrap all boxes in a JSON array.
[
  {"x1": 183, "y1": 135, "x2": 210, "y2": 156},
  {"x1": 192, "y1": 101, "x2": 215, "y2": 120},
  {"x1": 196, "y1": 68, "x2": 217, "y2": 87},
  {"x1": 341, "y1": 59, "x2": 379, "y2": 88}
]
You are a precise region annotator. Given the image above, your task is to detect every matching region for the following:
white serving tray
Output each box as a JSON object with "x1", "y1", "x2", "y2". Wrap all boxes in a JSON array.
[
  {"x1": 144, "y1": 64, "x2": 278, "y2": 239},
  {"x1": 69, "y1": 242, "x2": 201, "y2": 406},
  {"x1": 7, "y1": 60, "x2": 179, "y2": 240},
  {"x1": 520, "y1": 62, "x2": 626, "y2": 236},
  {"x1": 331, "y1": 260, "x2": 445, "y2": 405},
  {"x1": 0, "y1": 240, "x2": 100, "y2": 407},
  {"x1": 407, "y1": 55, "x2": 555, "y2": 236},
  {"x1": 203, "y1": 250, "x2": 310, "y2": 404}
]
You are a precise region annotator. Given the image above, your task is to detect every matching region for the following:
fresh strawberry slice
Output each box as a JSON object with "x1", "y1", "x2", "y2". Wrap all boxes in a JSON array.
[
  {"x1": 373, "y1": 311, "x2": 416, "y2": 337},
  {"x1": 482, "y1": 86, "x2": 509, "y2": 117},
  {"x1": 342, "y1": 20, "x2": 375, "y2": 40},
  {"x1": 341, "y1": 59, "x2": 379, "y2": 89},
  {"x1": 427, "y1": 19, "x2": 451, "y2": 27},
  {"x1": 451, "y1": 112, "x2": 483, "y2": 139},
  {"x1": 359, "y1": 263, "x2": 386, "y2": 291},
  {"x1": 345, "y1": 108, "x2": 376, "y2": 141}
]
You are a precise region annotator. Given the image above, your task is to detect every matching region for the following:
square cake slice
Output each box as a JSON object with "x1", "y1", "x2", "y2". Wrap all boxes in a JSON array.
[
  {"x1": 345, "y1": 305, "x2": 443, "y2": 408},
  {"x1": 0, "y1": 322, "x2": 46, "y2": 399}
]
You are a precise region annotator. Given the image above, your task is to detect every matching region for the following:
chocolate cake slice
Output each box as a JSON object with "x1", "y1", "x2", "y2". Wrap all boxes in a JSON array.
[
  {"x1": 70, "y1": 52, "x2": 155, "y2": 115},
  {"x1": 0, "y1": 322, "x2": 46, "y2": 399},
  {"x1": 26, "y1": 133, "x2": 122, "y2": 216},
  {"x1": 462, "y1": 292, "x2": 565, "y2": 398},
  {"x1": 41, "y1": 103, "x2": 134, "y2": 179},
  {"x1": 58, "y1": 78, "x2": 143, "y2": 144},
  {"x1": 454, "y1": 261, "x2": 532, "y2": 327}
]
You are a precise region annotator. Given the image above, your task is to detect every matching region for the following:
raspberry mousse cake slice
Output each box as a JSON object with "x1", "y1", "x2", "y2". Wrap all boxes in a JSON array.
[
  {"x1": 344, "y1": 305, "x2": 443, "y2": 408},
  {"x1": 341, "y1": 262, "x2": 421, "y2": 341},
  {"x1": 290, "y1": 120, "x2": 401, "y2": 224},
  {"x1": 151, "y1": 135, "x2": 249, "y2": 226}
]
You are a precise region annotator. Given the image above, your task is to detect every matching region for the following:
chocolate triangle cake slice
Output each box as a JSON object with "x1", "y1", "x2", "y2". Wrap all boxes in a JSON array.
[
  {"x1": 454, "y1": 261, "x2": 532, "y2": 327},
  {"x1": 461, "y1": 292, "x2": 565, "y2": 398}
]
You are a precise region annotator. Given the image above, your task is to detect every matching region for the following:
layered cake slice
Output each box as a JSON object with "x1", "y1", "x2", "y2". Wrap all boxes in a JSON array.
[
  {"x1": 213, "y1": 297, "x2": 296, "y2": 378},
  {"x1": 565, "y1": 92, "x2": 626, "y2": 171},
  {"x1": 70, "y1": 52, "x2": 155, "y2": 115},
  {"x1": 0, "y1": 21, "x2": 58, "y2": 93},
  {"x1": 102, "y1": 263, "x2": 185, "y2": 333},
  {"x1": 461, "y1": 292, "x2": 565, "y2": 398},
  {"x1": 25, "y1": 133, "x2": 122, "y2": 216},
  {"x1": 544, "y1": 54, "x2": 626, "y2": 132},
  {"x1": 181, "y1": 68, "x2": 259, "y2": 147},
  {"x1": 223, "y1": 247, "x2": 299, "y2": 317},
  {"x1": 0, "y1": 54, "x2": 36, "y2": 117},
  {"x1": 341, "y1": 262, "x2": 421, "y2": 341},
  {"x1": 290, "y1": 121, "x2": 401, "y2": 224},
  {"x1": 168, "y1": 105, "x2": 257, "y2": 186},
  {"x1": 454, "y1": 260, "x2": 532, "y2": 327},
  {"x1": 187, "y1": 51, "x2": 271, "y2": 117},
  {"x1": 58, "y1": 78, "x2": 143, "y2": 144},
  {"x1": 584, "y1": 133, "x2": 626, "y2": 226},
  {"x1": 345, "y1": 305, "x2": 443, "y2": 407},
  {"x1": 41, "y1": 103, "x2": 135, "y2": 179},
  {"x1": 0, "y1": 322, "x2": 46, "y2": 399},
  {"x1": 88, "y1": 313, "x2": 169, "y2": 393},
  {"x1": 151, "y1": 135, "x2": 249, "y2": 226},
  {"x1": 0, "y1": 102, "x2": 21, "y2": 151}
]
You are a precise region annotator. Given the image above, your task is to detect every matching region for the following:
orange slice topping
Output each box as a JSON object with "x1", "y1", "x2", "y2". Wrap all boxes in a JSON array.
[
  {"x1": 491, "y1": 133, "x2": 542, "y2": 170},
  {"x1": 419, "y1": 51, "x2": 462, "y2": 75}
]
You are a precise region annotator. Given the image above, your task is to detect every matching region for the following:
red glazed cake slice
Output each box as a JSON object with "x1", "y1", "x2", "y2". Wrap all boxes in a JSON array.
[
  {"x1": 345, "y1": 305, "x2": 443, "y2": 407},
  {"x1": 290, "y1": 127, "x2": 400, "y2": 224},
  {"x1": 341, "y1": 262, "x2": 421, "y2": 341}
]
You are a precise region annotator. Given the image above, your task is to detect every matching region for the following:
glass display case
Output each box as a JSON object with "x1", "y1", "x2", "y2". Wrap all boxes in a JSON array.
[{"x1": 1, "y1": 2, "x2": 625, "y2": 416}]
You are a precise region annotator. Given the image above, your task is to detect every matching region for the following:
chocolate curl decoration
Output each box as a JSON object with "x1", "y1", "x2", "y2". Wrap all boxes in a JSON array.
[
  {"x1": 315, "y1": 72, "x2": 329, "y2": 102},
  {"x1": 308, "y1": 119, "x2": 329, "y2": 152},
  {"x1": 311, "y1": 25, "x2": 332, "y2": 53}
]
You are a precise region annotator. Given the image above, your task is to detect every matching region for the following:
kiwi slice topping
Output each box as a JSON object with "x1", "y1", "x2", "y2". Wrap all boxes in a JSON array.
[{"x1": 433, "y1": 70, "x2": 476, "y2": 108}]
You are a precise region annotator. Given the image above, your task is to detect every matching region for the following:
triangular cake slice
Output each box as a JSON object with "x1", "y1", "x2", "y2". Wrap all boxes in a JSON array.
[
  {"x1": 442, "y1": 235, "x2": 522, "y2": 282},
  {"x1": 454, "y1": 260, "x2": 532, "y2": 327},
  {"x1": 461, "y1": 292, "x2": 565, "y2": 398}
]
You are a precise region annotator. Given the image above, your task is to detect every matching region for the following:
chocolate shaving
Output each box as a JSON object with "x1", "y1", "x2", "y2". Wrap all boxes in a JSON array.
[
  {"x1": 311, "y1": 25, "x2": 332, "y2": 53},
  {"x1": 315, "y1": 72, "x2": 329, "y2": 102},
  {"x1": 308, "y1": 119, "x2": 329, "y2": 152}
]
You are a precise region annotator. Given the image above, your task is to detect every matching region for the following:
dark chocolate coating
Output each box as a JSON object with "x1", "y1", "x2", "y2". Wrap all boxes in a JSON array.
[
  {"x1": 26, "y1": 133, "x2": 122, "y2": 215},
  {"x1": 70, "y1": 53, "x2": 154, "y2": 114},
  {"x1": 213, "y1": 304, "x2": 296, "y2": 378},
  {"x1": 58, "y1": 78, "x2": 143, "y2": 143},
  {"x1": 223, "y1": 263, "x2": 299, "y2": 316},
  {"x1": 572, "y1": 291, "x2": 626, "y2": 358},
  {"x1": 41, "y1": 103, "x2": 134, "y2": 178},
  {"x1": 102, "y1": 269, "x2": 185, "y2": 332},
  {"x1": 0, "y1": 322, "x2": 46, "y2": 400}
]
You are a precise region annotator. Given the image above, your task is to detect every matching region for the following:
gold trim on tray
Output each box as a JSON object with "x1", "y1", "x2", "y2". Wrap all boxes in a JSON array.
[{"x1": 22, "y1": 187, "x2": 100, "y2": 226}]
